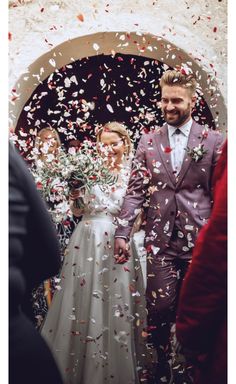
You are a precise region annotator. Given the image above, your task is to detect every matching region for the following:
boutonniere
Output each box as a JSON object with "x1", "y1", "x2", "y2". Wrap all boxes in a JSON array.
[
  {"x1": 185, "y1": 143, "x2": 208, "y2": 162},
  {"x1": 185, "y1": 128, "x2": 208, "y2": 162}
]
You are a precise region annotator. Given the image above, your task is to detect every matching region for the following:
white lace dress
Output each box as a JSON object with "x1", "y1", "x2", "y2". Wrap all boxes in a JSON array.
[{"x1": 41, "y1": 166, "x2": 145, "y2": 384}]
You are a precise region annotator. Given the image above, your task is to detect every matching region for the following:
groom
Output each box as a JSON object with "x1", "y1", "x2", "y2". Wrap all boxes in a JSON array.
[{"x1": 114, "y1": 69, "x2": 224, "y2": 383}]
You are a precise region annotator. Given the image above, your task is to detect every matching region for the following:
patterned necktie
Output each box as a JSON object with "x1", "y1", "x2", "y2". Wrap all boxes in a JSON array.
[{"x1": 172, "y1": 128, "x2": 183, "y2": 175}]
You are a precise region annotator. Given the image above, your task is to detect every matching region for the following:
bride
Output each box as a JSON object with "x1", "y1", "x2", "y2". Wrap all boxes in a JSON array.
[{"x1": 41, "y1": 122, "x2": 145, "y2": 384}]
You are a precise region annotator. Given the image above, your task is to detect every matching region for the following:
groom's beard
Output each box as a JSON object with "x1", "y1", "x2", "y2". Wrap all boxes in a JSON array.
[{"x1": 163, "y1": 104, "x2": 192, "y2": 127}]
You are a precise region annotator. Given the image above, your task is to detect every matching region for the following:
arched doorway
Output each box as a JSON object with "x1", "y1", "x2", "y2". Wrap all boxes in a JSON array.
[{"x1": 10, "y1": 31, "x2": 227, "y2": 157}]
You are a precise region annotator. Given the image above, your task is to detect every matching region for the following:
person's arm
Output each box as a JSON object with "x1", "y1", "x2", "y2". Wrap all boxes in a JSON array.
[
  {"x1": 212, "y1": 132, "x2": 225, "y2": 168},
  {"x1": 115, "y1": 133, "x2": 150, "y2": 239},
  {"x1": 114, "y1": 134, "x2": 150, "y2": 262},
  {"x1": 114, "y1": 211, "x2": 145, "y2": 264}
]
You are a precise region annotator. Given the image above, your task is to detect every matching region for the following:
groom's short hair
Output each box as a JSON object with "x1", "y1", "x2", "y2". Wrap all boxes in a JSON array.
[{"x1": 160, "y1": 69, "x2": 197, "y2": 96}]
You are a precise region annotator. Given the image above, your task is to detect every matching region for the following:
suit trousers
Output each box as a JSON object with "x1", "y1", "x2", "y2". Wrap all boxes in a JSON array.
[{"x1": 146, "y1": 229, "x2": 192, "y2": 351}]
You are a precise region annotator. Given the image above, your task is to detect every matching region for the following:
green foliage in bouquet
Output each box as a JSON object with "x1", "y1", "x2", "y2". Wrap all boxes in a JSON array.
[
  {"x1": 30, "y1": 140, "x2": 117, "y2": 223},
  {"x1": 67, "y1": 140, "x2": 117, "y2": 190}
]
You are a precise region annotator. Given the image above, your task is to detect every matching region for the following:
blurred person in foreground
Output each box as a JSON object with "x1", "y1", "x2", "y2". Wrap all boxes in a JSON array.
[
  {"x1": 9, "y1": 142, "x2": 63, "y2": 384},
  {"x1": 176, "y1": 140, "x2": 227, "y2": 384}
]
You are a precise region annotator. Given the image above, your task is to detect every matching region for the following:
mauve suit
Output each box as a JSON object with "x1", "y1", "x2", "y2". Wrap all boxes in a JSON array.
[{"x1": 115, "y1": 120, "x2": 224, "y2": 348}]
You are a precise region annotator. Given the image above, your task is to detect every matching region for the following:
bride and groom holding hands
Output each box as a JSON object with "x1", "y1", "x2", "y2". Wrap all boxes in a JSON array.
[{"x1": 14, "y1": 69, "x2": 224, "y2": 384}]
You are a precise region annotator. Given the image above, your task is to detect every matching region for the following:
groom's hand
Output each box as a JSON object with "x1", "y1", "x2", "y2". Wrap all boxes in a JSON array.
[{"x1": 114, "y1": 237, "x2": 130, "y2": 264}]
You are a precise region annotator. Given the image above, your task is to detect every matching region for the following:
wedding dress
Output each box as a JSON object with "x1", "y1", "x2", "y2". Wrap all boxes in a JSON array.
[{"x1": 41, "y1": 165, "x2": 145, "y2": 384}]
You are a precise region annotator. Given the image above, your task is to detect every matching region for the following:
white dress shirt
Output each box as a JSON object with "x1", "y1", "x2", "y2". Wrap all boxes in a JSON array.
[{"x1": 168, "y1": 118, "x2": 192, "y2": 175}]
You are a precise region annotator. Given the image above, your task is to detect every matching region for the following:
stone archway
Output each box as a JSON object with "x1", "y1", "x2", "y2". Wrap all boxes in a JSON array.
[{"x1": 10, "y1": 31, "x2": 227, "y2": 156}]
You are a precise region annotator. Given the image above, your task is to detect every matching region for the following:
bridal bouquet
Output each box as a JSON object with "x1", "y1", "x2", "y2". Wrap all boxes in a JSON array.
[
  {"x1": 67, "y1": 140, "x2": 117, "y2": 192},
  {"x1": 31, "y1": 140, "x2": 117, "y2": 223},
  {"x1": 31, "y1": 150, "x2": 72, "y2": 223}
]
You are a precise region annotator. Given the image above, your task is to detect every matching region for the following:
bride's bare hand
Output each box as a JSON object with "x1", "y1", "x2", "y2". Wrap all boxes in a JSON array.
[{"x1": 114, "y1": 238, "x2": 130, "y2": 264}]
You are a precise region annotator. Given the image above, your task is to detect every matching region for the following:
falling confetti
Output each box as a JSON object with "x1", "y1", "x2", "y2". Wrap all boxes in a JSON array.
[
  {"x1": 93, "y1": 43, "x2": 100, "y2": 51},
  {"x1": 77, "y1": 13, "x2": 84, "y2": 22},
  {"x1": 49, "y1": 58, "x2": 56, "y2": 67}
]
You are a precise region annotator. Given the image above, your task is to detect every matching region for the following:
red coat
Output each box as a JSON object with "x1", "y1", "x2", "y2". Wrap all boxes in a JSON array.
[{"x1": 176, "y1": 141, "x2": 227, "y2": 384}]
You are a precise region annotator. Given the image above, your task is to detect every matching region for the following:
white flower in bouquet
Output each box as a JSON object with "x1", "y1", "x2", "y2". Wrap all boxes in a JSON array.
[
  {"x1": 49, "y1": 200, "x2": 72, "y2": 224},
  {"x1": 68, "y1": 147, "x2": 76, "y2": 155},
  {"x1": 45, "y1": 153, "x2": 56, "y2": 163},
  {"x1": 40, "y1": 142, "x2": 51, "y2": 154},
  {"x1": 67, "y1": 140, "x2": 117, "y2": 192},
  {"x1": 61, "y1": 168, "x2": 71, "y2": 178},
  {"x1": 34, "y1": 158, "x2": 44, "y2": 169},
  {"x1": 31, "y1": 147, "x2": 40, "y2": 157},
  {"x1": 49, "y1": 178, "x2": 69, "y2": 203},
  {"x1": 30, "y1": 141, "x2": 117, "y2": 223}
]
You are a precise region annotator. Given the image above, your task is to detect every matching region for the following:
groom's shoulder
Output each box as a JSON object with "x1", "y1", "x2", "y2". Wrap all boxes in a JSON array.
[
  {"x1": 209, "y1": 130, "x2": 224, "y2": 146},
  {"x1": 192, "y1": 122, "x2": 225, "y2": 148},
  {"x1": 192, "y1": 120, "x2": 224, "y2": 138}
]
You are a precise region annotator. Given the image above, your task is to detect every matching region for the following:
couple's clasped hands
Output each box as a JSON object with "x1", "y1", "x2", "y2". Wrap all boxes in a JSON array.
[
  {"x1": 114, "y1": 238, "x2": 131, "y2": 264},
  {"x1": 69, "y1": 189, "x2": 130, "y2": 264}
]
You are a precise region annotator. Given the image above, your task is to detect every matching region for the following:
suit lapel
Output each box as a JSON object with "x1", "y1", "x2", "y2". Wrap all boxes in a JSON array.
[
  {"x1": 154, "y1": 124, "x2": 176, "y2": 186},
  {"x1": 176, "y1": 121, "x2": 203, "y2": 187}
]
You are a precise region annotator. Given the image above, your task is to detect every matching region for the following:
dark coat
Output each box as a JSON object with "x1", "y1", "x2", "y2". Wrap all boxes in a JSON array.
[
  {"x1": 176, "y1": 141, "x2": 227, "y2": 384},
  {"x1": 9, "y1": 143, "x2": 63, "y2": 384}
]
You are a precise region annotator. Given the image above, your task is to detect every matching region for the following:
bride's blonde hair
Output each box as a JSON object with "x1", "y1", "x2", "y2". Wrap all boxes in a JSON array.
[{"x1": 96, "y1": 121, "x2": 132, "y2": 156}]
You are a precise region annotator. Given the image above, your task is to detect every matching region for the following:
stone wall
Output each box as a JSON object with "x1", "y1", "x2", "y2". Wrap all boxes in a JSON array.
[{"x1": 9, "y1": 0, "x2": 227, "y2": 98}]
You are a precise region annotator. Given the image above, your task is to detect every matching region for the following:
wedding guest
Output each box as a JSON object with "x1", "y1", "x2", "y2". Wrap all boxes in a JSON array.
[
  {"x1": 114, "y1": 69, "x2": 224, "y2": 383},
  {"x1": 176, "y1": 140, "x2": 227, "y2": 384},
  {"x1": 30, "y1": 127, "x2": 63, "y2": 326},
  {"x1": 41, "y1": 122, "x2": 145, "y2": 384},
  {"x1": 32, "y1": 127, "x2": 75, "y2": 327},
  {"x1": 34, "y1": 126, "x2": 61, "y2": 162},
  {"x1": 9, "y1": 142, "x2": 63, "y2": 384}
]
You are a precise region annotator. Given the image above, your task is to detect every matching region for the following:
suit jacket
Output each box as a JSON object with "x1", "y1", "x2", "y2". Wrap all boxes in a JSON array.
[
  {"x1": 115, "y1": 121, "x2": 224, "y2": 254},
  {"x1": 9, "y1": 143, "x2": 63, "y2": 383},
  {"x1": 176, "y1": 140, "x2": 227, "y2": 384}
]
